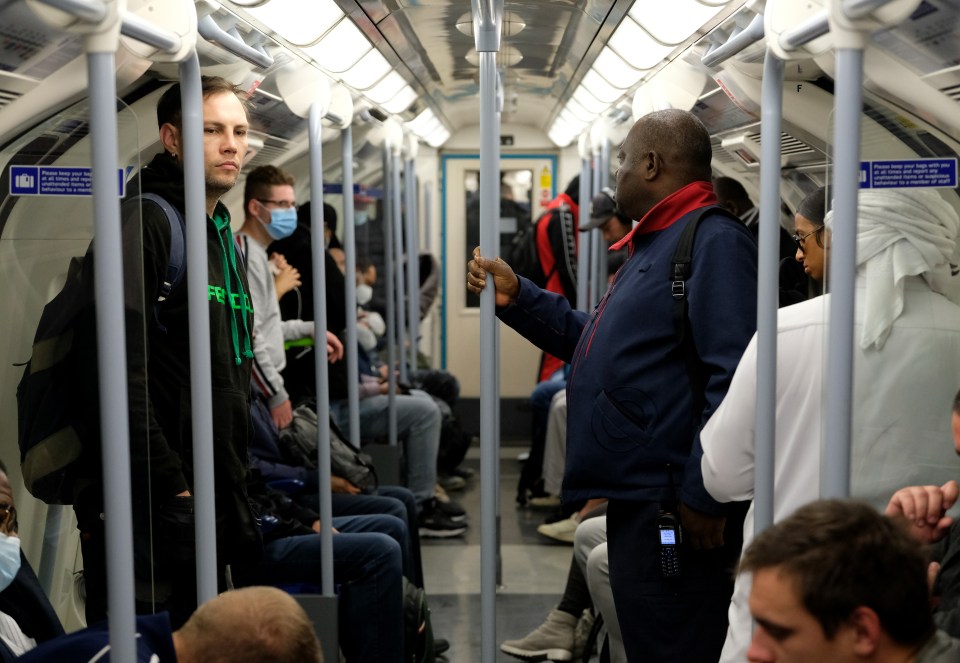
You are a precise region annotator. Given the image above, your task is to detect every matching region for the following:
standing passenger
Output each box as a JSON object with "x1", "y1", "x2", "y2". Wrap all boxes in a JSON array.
[
  {"x1": 74, "y1": 76, "x2": 261, "y2": 627},
  {"x1": 701, "y1": 188, "x2": 960, "y2": 662},
  {"x1": 468, "y1": 108, "x2": 758, "y2": 660}
]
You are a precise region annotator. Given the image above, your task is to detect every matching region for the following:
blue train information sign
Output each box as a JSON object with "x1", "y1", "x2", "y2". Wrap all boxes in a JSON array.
[
  {"x1": 9, "y1": 166, "x2": 126, "y2": 197},
  {"x1": 859, "y1": 158, "x2": 957, "y2": 189}
]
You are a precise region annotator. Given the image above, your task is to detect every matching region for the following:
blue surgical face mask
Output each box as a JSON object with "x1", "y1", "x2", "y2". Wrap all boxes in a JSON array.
[
  {"x1": 261, "y1": 205, "x2": 298, "y2": 241},
  {"x1": 0, "y1": 533, "x2": 21, "y2": 591},
  {"x1": 355, "y1": 211, "x2": 368, "y2": 226}
]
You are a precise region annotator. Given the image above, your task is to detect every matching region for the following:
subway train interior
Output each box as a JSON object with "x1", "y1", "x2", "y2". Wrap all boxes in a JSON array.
[{"x1": 2, "y1": 0, "x2": 960, "y2": 661}]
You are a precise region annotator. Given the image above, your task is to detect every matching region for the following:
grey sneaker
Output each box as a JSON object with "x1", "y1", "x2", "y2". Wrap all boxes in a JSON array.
[
  {"x1": 500, "y1": 608, "x2": 577, "y2": 661},
  {"x1": 572, "y1": 609, "x2": 596, "y2": 660}
]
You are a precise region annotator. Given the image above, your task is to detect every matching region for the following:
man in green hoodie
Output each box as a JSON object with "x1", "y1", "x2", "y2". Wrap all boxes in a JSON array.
[{"x1": 74, "y1": 76, "x2": 261, "y2": 628}]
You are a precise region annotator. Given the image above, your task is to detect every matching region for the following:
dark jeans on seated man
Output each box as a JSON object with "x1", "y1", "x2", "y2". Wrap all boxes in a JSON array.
[{"x1": 232, "y1": 513, "x2": 404, "y2": 663}]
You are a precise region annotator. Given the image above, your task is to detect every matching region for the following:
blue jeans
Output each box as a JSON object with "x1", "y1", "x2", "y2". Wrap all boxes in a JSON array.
[
  {"x1": 299, "y1": 485, "x2": 423, "y2": 588},
  {"x1": 335, "y1": 390, "x2": 440, "y2": 509},
  {"x1": 233, "y1": 514, "x2": 404, "y2": 663}
]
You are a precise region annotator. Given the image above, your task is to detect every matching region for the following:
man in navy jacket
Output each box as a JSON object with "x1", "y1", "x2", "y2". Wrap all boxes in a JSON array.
[{"x1": 468, "y1": 109, "x2": 757, "y2": 661}]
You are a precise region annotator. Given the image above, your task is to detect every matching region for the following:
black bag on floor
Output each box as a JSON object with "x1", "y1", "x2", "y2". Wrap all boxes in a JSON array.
[{"x1": 403, "y1": 578, "x2": 436, "y2": 663}]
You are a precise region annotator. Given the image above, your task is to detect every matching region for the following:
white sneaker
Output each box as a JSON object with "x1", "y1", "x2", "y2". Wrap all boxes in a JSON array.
[{"x1": 536, "y1": 512, "x2": 581, "y2": 544}]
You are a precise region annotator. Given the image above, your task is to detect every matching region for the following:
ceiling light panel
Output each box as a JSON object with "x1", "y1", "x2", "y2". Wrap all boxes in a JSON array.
[
  {"x1": 408, "y1": 108, "x2": 437, "y2": 134},
  {"x1": 341, "y1": 49, "x2": 392, "y2": 90},
  {"x1": 304, "y1": 18, "x2": 371, "y2": 73},
  {"x1": 582, "y1": 69, "x2": 626, "y2": 102},
  {"x1": 365, "y1": 72, "x2": 407, "y2": 104},
  {"x1": 629, "y1": 0, "x2": 727, "y2": 45},
  {"x1": 609, "y1": 16, "x2": 674, "y2": 70},
  {"x1": 573, "y1": 86, "x2": 609, "y2": 114},
  {"x1": 245, "y1": 0, "x2": 343, "y2": 46},
  {"x1": 381, "y1": 86, "x2": 417, "y2": 113},
  {"x1": 593, "y1": 47, "x2": 645, "y2": 89}
]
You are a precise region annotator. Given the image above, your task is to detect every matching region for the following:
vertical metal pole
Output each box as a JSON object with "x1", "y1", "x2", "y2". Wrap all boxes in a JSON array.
[
  {"x1": 342, "y1": 127, "x2": 361, "y2": 451},
  {"x1": 596, "y1": 139, "x2": 610, "y2": 291},
  {"x1": 392, "y1": 152, "x2": 408, "y2": 383},
  {"x1": 479, "y1": 47, "x2": 499, "y2": 663},
  {"x1": 383, "y1": 146, "x2": 399, "y2": 445},
  {"x1": 179, "y1": 53, "x2": 217, "y2": 603},
  {"x1": 494, "y1": 74, "x2": 503, "y2": 589},
  {"x1": 89, "y1": 48, "x2": 137, "y2": 663},
  {"x1": 405, "y1": 158, "x2": 420, "y2": 372},
  {"x1": 474, "y1": 2, "x2": 503, "y2": 659},
  {"x1": 310, "y1": 103, "x2": 335, "y2": 594},
  {"x1": 424, "y1": 185, "x2": 436, "y2": 362},
  {"x1": 590, "y1": 153, "x2": 602, "y2": 308},
  {"x1": 576, "y1": 161, "x2": 591, "y2": 312},
  {"x1": 755, "y1": 50, "x2": 784, "y2": 534},
  {"x1": 822, "y1": 47, "x2": 863, "y2": 499}
]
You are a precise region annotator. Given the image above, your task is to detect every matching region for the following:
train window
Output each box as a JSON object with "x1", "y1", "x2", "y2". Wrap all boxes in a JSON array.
[{"x1": 464, "y1": 169, "x2": 533, "y2": 308}]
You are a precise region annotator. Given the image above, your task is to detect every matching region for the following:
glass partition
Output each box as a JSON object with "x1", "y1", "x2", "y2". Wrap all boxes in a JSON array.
[{"x1": 0, "y1": 96, "x2": 153, "y2": 629}]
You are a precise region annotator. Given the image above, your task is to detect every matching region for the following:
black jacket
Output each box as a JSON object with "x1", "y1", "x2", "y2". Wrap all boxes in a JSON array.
[{"x1": 78, "y1": 152, "x2": 260, "y2": 561}]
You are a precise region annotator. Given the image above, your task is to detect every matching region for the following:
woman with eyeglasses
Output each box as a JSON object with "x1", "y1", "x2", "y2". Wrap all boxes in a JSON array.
[{"x1": 792, "y1": 186, "x2": 831, "y2": 285}]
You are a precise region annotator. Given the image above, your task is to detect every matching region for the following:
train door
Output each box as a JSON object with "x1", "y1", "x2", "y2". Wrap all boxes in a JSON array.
[{"x1": 442, "y1": 155, "x2": 557, "y2": 399}]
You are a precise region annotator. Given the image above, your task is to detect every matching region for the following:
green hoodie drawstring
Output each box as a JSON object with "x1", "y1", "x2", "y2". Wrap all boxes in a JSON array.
[{"x1": 212, "y1": 209, "x2": 254, "y2": 365}]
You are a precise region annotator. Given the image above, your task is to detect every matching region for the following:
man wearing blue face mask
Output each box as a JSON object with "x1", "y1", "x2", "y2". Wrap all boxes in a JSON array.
[
  {"x1": 236, "y1": 165, "x2": 345, "y2": 430},
  {"x1": 0, "y1": 460, "x2": 63, "y2": 661}
]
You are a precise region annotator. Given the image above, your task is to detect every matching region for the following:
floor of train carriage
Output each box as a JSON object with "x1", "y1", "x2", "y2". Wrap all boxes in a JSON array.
[{"x1": 423, "y1": 443, "x2": 575, "y2": 663}]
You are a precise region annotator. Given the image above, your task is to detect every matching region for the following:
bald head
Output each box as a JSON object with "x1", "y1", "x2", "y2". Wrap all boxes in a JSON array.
[
  {"x1": 615, "y1": 109, "x2": 713, "y2": 221},
  {"x1": 175, "y1": 587, "x2": 322, "y2": 663}
]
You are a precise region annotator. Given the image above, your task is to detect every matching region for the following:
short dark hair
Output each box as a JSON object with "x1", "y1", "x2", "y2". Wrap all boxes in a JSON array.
[
  {"x1": 953, "y1": 386, "x2": 960, "y2": 415},
  {"x1": 156, "y1": 76, "x2": 247, "y2": 132},
  {"x1": 243, "y1": 165, "x2": 295, "y2": 212},
  {"x1": 713, "y1": 177, "x2": 751, "y2": 206},
  {"x1": 0, "y1": 459, "x2": 7, "y2": 476},
  {"x1": 741, "y1": 499, "x2": 935, "y2": 647},
  {"x1": 639, "y1": 109, "x2": 713, "y2": 183}
]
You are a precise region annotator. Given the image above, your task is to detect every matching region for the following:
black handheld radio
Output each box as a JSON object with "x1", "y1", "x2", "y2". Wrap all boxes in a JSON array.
[
  {"x1": 657, "y1": 510, "x2": 682, "y2": 578},
  {"x1": 659, "y1": 464, "x2": 682, "y2": 578}
]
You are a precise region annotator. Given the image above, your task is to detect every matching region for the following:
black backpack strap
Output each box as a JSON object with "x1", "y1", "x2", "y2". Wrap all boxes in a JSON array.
[
  {"x1": 669, "y1": 205, "x2": 742, "y2": 401},
  {"x1": 125, "y1": 193, "x2": 187, "y2": 332},
  {"x1": 138, "y1": 193, "x2": 187, "y2": 301}
]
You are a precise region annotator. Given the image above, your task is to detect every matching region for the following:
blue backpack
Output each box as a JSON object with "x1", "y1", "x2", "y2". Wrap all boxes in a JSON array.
[{"x1": 16, "y1": 193, "x2": 186, "y2": 505}]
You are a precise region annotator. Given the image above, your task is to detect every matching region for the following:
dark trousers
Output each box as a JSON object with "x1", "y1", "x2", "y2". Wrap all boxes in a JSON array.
[
  {"x1": 74, "y1": 489, "x2": 214, "y2": 629},
  {"x1": 606, "y1": 500, "x2": 744, "y2": 662}
]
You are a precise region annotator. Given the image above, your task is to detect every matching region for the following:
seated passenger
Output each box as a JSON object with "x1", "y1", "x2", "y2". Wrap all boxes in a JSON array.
[
  {"x1": 742, "y1": 499, "x2": 960, "y2": 662},
  {"x1": 248, "y1": 388, "x2": 423, "y2": 586},
  {"x1": 0, "y1": 460, "x2": 63, "y2": 660},
  {"x1": 235, "y1": 165, "x2": 344, "y2": 431},
  {"x1": 233, "y1": 474, "x2": 404, "y2": 663},
  {"x1": 19, "y1": 586, "x2": 322, "y2": 662},
  {"x1": 884, "y1": 386, "x2": 960, "y2": 637},
  {"x1": 500, "y1": 502, "x2": 605, "y2": 661},
  {"x1": 701, "y1": 188, "x2": 960, "y2": 662}
]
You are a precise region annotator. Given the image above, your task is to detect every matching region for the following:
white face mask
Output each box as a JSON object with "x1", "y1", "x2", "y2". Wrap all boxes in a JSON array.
[
  {"x1": 0, "y1": 533, "x2": 21, "y2": 591},
  {"x1": 356, "y1": 283, "x2": 373, "y2": 305}
]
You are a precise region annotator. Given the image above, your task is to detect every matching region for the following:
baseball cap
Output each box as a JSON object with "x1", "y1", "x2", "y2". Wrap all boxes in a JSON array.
[{"x1": 580, "y1": 188, "x2": 618, "y2": 231}]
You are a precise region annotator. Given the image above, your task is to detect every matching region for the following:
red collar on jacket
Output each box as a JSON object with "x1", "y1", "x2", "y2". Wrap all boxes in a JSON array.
[{"x1": 610, "y1": 181, "x2": 717, "y2": 252}]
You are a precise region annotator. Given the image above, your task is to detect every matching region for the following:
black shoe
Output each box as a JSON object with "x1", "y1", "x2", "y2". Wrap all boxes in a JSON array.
[
  {"x1": 450, "y1": 466, "x2": 476, "y2": 480},
  {"x1": 434, "y1": 638, "x2": 450, "y2": 655},
  {"x1": 419, "y1": 500, "x2": 467, "y2": 538},
  {"x1": 436, "y1": 497, "x2": 467, "y2": 522},
  {"x1": 437, "y1": 473, "x2": 467, "y2": 491}
]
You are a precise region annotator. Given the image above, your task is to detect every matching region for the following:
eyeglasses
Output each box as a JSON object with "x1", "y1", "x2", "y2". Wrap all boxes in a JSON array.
[
  {"x1": 257, "y1": 199, "x2": 296, "y2": 209},
  {"x1": 0, "y1": 504, "x2": 17, "y2": 535},
  {"x1": 792, "y1": 226, "x2": 824, "y2": 253}
]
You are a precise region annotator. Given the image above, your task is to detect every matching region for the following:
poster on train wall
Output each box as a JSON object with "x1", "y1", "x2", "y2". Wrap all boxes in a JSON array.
[
  {"x1": 9, "y1": 166, "x2": 126, "y2": 197},
  {"x1": 859, "y1": 158, "x2": 958, "y2": 189}
]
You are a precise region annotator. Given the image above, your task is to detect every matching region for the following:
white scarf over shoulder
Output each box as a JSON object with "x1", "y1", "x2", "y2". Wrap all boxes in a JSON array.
[{"x1": 826, "y1": 188, "x2": 959, "y2": 350}]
